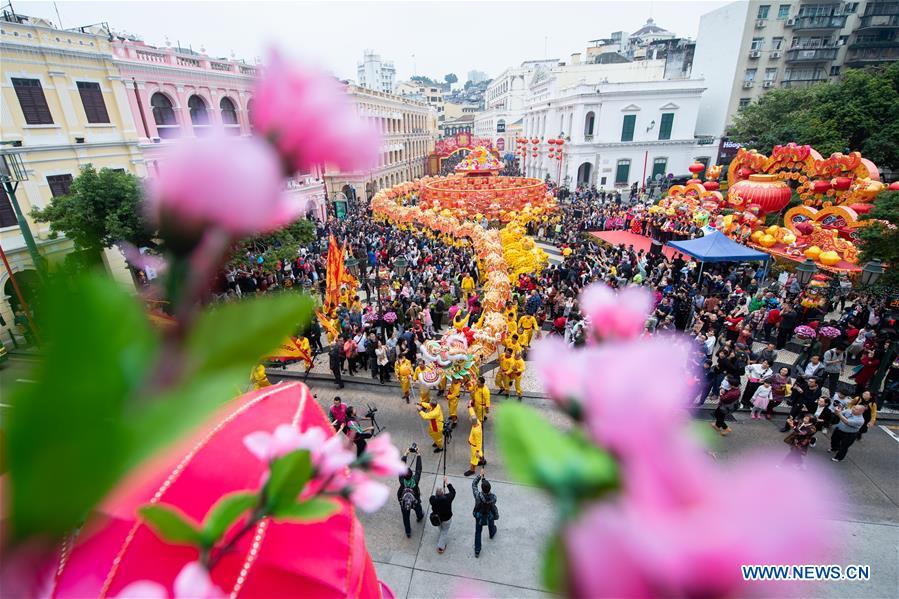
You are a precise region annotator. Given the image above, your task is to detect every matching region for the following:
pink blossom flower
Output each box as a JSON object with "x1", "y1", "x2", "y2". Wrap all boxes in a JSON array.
[
  {"x1": 362, "y1": 433, "x2": 407, "y2": 477},
  {"x1": 147, "y1": 135, "x2": 303, "y2": 237},
  {"x1": 580, "y1": 283, "x2": 652, "y2": 341},
  {"x1": 252, "y1": 49, "x2": 379, "y2": 173},
  {"x1": 565, "y1": 453, "x2": 838, "y2": 599},
  {"x1": 531, "y1": 336, "x2": 588, "y2": 410},
  {"x1": 580, "y1": 337, "x2": 695, "y2": 455},
  {"x1": 347, "y1": 475, "x2": 390, "y2": 513},
  {"x1": 315, "y1": 433, "x2": 356, "y2": 478},
  {"x1": 116, "y1": 562, "x2": 225, "y2": 599},
  {"x1": 243, "y1": 424, "x2": 354, "y2": 479}
]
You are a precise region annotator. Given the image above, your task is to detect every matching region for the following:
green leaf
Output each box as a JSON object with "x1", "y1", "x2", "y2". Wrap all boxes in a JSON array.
[
  {"x1": 271, "y1": 497, "x2": 340, "y2": 522},
  {"x1": 495, "y1": 403, "x2": 618, "y2": 502},
  {"x1": 264, "y1": 450, "x2": 313, "y2": 512},
  {"x1": 4, "y1": 274, "x2": 157, "y2": 539},
  {"x1": 201, "y1": 491, "x2": 259, "y2": 547},
  {"x1": 138, "y1": 504, "x2": 203, "y2": 546},
  {"x1": 542, "y1": 533, "x2": 568, "y2": 594},
  {"x1": 186, "y1": 293, "x2": 312, "y2": 376}
]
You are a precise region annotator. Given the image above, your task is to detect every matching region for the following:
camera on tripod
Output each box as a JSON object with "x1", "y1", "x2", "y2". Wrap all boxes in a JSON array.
[
  {"x1": 364, "y1": 405, "x2": 378, "y2": 420},
  {"x1": 442, "y1": 418, "x2": 453, "y2": 443}
]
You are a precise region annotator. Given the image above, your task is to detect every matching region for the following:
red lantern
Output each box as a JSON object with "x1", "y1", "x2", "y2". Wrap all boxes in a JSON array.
[
  {"x1": 811, "y1": 180, "x2": 831, "y2": 193},
  {"x1": 831, "y1": 176, "x2": 852, "y2": 190},
  {"x1": 703, "y1": 181, "x2": 720, "y2": 191},
  {"x1": 531, "y1": 138, "x2": 539, "y2": 144},
  {"x1": 889, "y1": 181, "x2": 899, "y2": 191},
  {"x1": 532, "y1": 152, "x2": 538, "y2": 157},
  {"x1": 728, "y1": 174, "x2": 792, "y2": 215},
  {"x1": 556, "y1": 139, "x2": 565, "y2": 146},
  {"x1": 557, "y1": 155, "x2": 563, "y2": 161},
  {"x1": 688, "y1": 162, "x2": 705, "y2": 176}
]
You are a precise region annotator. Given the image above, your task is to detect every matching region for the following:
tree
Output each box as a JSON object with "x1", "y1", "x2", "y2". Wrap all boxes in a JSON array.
[
  {"x1": 858, "y1": 190, "x2": 899, "y2": 290},
  {"x1": 229, "y1": 219, "x2": 316, "y2": 273},
  {"x1": 729, "y1": 63, "x2": 899, "y2": 171},
  {"x1": 444, "y1": 73, "x2": 458, "y2": 86},
  {"x1": 410, "y1": 75, "x2": 437, "y2": 87},
  {"x1": 31, "y1": 165, "x2": 152, "y2": 255}
]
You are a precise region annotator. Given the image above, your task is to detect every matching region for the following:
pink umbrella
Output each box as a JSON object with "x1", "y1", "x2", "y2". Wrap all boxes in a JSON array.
[{"x1": 49, "y1": 382, "x2": 392, "y2": 599}]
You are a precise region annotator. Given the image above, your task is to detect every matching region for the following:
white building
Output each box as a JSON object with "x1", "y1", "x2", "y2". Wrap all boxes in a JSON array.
[
  {"x1": 692, "y1": 0, "x2": 896, "y2": 139},
  {"x1": 324, "y1": 85, "x2": 437, "y2": 205},
  {"x1": 357, "y1": 50, "x2": 396, "y2": 94},
  {"x1": 522, "y1": 77, "x2": 711, "y2": 189}
]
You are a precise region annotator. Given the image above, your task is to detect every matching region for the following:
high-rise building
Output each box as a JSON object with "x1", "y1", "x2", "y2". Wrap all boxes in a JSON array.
[
  {"x1": 356, "y1": 50, "x2": 396, "y2": 94},
  {"x1": 693, "y1": 0, "x2": 898, "y2": 139},
  {"x1": 467, "y1": 70, "x2": 488, "y2": 84}
]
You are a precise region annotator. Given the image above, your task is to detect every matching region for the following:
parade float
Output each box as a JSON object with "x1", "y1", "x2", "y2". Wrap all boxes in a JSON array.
[
  {"x1": 656, "y1": 143, "x2": 895, "y2": 274},
  {"x1": 372, "y1": 166, "x2": 557, "y2": 370}
]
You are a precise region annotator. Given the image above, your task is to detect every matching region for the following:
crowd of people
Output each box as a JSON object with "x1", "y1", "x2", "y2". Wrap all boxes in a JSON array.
[{"x1": 233, "y1": 178, "x2": 895, "y2": 548}]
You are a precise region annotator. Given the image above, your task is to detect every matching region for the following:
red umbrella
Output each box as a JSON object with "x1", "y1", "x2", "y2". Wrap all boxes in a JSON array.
[{"x1": 50, "y1": 382, "x2": 392, "y2": 599}]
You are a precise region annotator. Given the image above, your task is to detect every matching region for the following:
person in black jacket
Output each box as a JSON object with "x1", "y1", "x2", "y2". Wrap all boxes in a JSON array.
[
  {"x1": 328, "y1": 343, "x2": 344, "y2": 389},
  {"x1": 397, "y1": 448, "x2": 423, "y2": 538},
  {"x1": 472, "y1": 467, "x2": 498, "y2": 557},
  {"x1": 429, "y1": 476, "x2": 456, "y2": 553}
]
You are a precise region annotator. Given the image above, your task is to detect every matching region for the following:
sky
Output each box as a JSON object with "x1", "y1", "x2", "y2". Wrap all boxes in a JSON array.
[{"x1": 18, "y1": 0, "x2": 732, "y2": 82}]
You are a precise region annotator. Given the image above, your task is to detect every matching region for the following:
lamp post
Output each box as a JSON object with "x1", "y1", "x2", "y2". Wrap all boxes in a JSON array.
[
  {"x1": 859, "y1": 259, "x2": 884, "y2": 288},
  {"x1": 1, "y1": 149, "x2": 46, "y2": 280},
  {"x1": 795, "y1": 258, "x2": 819, "y2": 287},
  {"x1": 394, "y1": 255, "x2": 408, "y2": 278}
]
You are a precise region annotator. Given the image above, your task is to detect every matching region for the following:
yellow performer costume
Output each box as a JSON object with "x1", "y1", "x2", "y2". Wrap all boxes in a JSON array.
[
  {"x1": 446, "y1": 379, "x2": 462, "y2": 425},
  {"x1": 453, "y1": 309, "x2": 470, "y2": 331},
  {"x1": 518, "y1": 314, "x2": 538, "y2": 348},
  {"x1": 250, "y1": 364, "x2": 271, "y2": 390},
  {"x1": 461, "y1": 274, "x2": 475, "y2": 301},
  {"x1": 503, "y1": 334, "x2": 522, "y2": 357},
  {"x1": 507, "y1": 353, "x2": 525, "y2": 399},
  {"x1": 418, "y1": 400, "x2": 445, "y2": 450},
  {"x1": 468, "y1": 416, "x2": 483, "y2": 471},
  {"x1": 495, "y1": 352, "x2": 511, "y2": 393},
  {"x1": 414, "y1": 364, "x2": 431, "y2": 403},
  {"x1": 471, "y1": 380, "x2": 491, "y2": 423},
  {"x1": 395, "y1": 357, "x2": 413, "y2": 401},
  {"x1": 297, "y1": 335, "x2": 313, "y2": 369}
]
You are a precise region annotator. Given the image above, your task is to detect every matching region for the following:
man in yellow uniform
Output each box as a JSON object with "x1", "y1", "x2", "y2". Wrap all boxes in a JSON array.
[
  {"x1": 507, "y1": 351, "x2": 526, "y2": 401},
  {"x1": 395, "y1": 356, "x2": 413, "y2": 403},
  {"x1": 470, "y1": 376, "x2": 491, "y2": 423},
  {"x1": 417, "y1": 398, "x2": 444, "y2": 452},
  {"x1": 503, "y1": 333, "x2": 522, "y2": 357},
  {"x1": 499, "y1": 349, "x2": 516, "y2": 396},
  {"x1": 494, "y1": 350, "x2": 509, "y2": 394},
  {"x1": 464, "y1": 411, "x2": 483, "y2": 477},
  {"x1": 446, "y1": 377, "x2": 462, "y2": 427},
  {"x1": 505, "y1": 307, "x2": 519, "y2": 338},
  {"x1": 461, "y1": 272, "x2": 476, "y2": 301},
  {"x1": 517, "y1": 313, "x2": 538, "y2": 351},
  {"x1": 250, "y1": 364, "x2": 271, "y2": 390},
  {"x1": 413, "y1": 360, "x2": 432, "y2": 404}
]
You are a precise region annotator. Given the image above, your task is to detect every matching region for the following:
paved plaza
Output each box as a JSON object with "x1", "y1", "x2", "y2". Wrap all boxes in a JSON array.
[{"x1": 270, "y1": 373, "x2": 899, "y2": 599}]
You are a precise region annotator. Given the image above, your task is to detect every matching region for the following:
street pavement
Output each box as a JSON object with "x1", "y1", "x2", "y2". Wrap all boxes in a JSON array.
[{"x1": 271, "y1": 372, "x2": 899, "y2": 599}]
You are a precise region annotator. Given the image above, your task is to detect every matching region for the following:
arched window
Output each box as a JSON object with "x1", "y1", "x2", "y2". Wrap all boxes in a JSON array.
[
  {"x1": 188, "y1": 95, "x2": 209, "y2": 134},
  {"x1": 584, "y1": 111, "x2": 595, "y2": 137},
  {"x1": 220, "y1": 97, "x2": 239, "y2": 133},
  {"x1": 150, "y1": 92, "x2": 179, "y2": 138}
]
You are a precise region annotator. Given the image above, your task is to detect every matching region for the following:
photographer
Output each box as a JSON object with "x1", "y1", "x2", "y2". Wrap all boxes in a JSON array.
[
  {"x1": 472, "y1": 466, "x2": 498, "y2": 558},
  {"x1": 429, "y1": 476, "x2": 456, "y2": 554},
  {"x1": 397, "y1": 446, "x2": 424, "y2": 538},
  {"x1": 342, "y1": 406, "x2": 373, "y2": 457}
]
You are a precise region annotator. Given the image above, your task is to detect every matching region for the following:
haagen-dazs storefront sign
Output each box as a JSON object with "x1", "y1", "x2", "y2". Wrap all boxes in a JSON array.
[{"x1": 718, "y1": 139, "x2": 743, "y2": 160}]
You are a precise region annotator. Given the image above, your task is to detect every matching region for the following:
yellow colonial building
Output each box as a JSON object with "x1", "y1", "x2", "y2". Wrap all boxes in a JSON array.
[{"x1": 0, "y1": 14, "x2": 143, "y2": 342}]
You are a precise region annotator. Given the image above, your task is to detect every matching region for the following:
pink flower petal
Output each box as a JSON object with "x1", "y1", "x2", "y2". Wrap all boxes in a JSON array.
[
  {"x1": 115, "y1": 581, "x2": 169, "y2": 599},
  {"x1": 580, "y1": 283, "x2": 652, "y2": 341},
  {"x1": 349, "y1": 478, "x2": 389, "y2": 513},
  {"x1": 242, "y1": 431, "x2": 274, "y2": 462},
  {"x1": 173, "y1": 562, "x2": 225, "y2": 599}
]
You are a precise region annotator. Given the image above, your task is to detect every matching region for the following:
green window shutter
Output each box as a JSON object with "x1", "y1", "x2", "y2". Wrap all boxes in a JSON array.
[
  {"x1": 651, "y1": 159, "x2": 667, "y2": 179},
  {"x1": 615, "y1": 161, "x2": 631, "y2": 184},
  {"x1": 621, "y1": 114, "x2": 635, "y2": 142},
  {"x1": 658, "y1": 113, "x2": 674, "y2": 140}
]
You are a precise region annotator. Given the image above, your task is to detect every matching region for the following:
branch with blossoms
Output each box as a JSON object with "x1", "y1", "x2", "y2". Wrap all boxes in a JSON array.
[
  {"x1": 121, "y1": 428, "x2": 405, "y2": 597},
  {"x1": 1, "y1": 47, "x2": 383, "y2": 592},
  {"x1": 495, "y1": 283, "x2": 840, "y2": 598}
]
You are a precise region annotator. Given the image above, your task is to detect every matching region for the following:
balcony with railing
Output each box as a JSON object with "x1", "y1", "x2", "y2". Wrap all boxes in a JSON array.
[
  {"x1": 792, "y1": 15, "x2": 848, "y2": 30},
  {"x1": 862, "y1": 2, "x2": 899, "y2": 17},
  {"x1": 785, "y1": 47, "x2": 839, "y2": 62},
  {"x1": 846, "y1": 40, "x2": 899, "y2": 66},
  {"x1": 113, "y1": 39, "x2": 258, "y2": 78},
  {"x1": 857, "y1": 14, "x2": 899, "y2": 30},
  {"x1": 781, "y1": 75, "x2": 827, "y2": 87}
]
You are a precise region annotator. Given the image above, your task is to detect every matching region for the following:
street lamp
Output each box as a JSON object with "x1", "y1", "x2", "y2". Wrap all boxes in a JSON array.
[
  {"x1": 795, "y1": 258, "x2": 819, "y2": 287},
  {"x1": 1, "y1": 149, "x2": 46, "y2": 279},
  {"x1": 859, "y1": 259, "x2": 884, "y2": 288},
  {"x1": 344, "y1": 255, "x2": 360, "y2": 278}
]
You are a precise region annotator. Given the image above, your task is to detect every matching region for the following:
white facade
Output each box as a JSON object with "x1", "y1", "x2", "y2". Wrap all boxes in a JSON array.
[
  {"x1": 473, "y1": 64, "x2": 538, "y2": 153},
  {"x1": 693, "y1": 0, "x2": 880, "y2": 138},
  {"x1": 522, "y1": 78, "x2": 712, "y2": 189},
  {"x1": 325, "y1": 85, "x2": 437, "y2": 202},
  {"x1": 357, "y1": 50, "x2": 396, "y2": 94}
]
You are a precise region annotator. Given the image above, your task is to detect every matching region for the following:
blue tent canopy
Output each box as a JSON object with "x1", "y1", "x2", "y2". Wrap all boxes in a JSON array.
[{"x1": 667, "y1": 231, "x2": 770, "y2": 263}]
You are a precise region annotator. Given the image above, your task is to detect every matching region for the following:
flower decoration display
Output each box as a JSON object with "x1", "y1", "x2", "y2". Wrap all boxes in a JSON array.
[
  {"x1": 793, "y1": 325, "x2": 818, "y2": 340},
  {"x1": 818, "y1": 326, "x2": 841, "y2": 339}
]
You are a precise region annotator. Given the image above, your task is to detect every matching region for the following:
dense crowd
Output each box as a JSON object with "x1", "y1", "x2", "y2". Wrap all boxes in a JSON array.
[{"x1": 228, "y1": 181, "x2": 897, "y2": 474}]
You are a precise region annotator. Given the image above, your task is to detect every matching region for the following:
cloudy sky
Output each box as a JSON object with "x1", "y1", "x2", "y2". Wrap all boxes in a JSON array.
[{"x1": 21, "y1": 0, "x2": 731, "y2": 81}]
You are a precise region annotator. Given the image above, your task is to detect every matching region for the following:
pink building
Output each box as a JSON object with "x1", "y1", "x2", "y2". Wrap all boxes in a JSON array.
[{"x1": 111, "y1": 38, "x2": 327, "y2": 220}]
